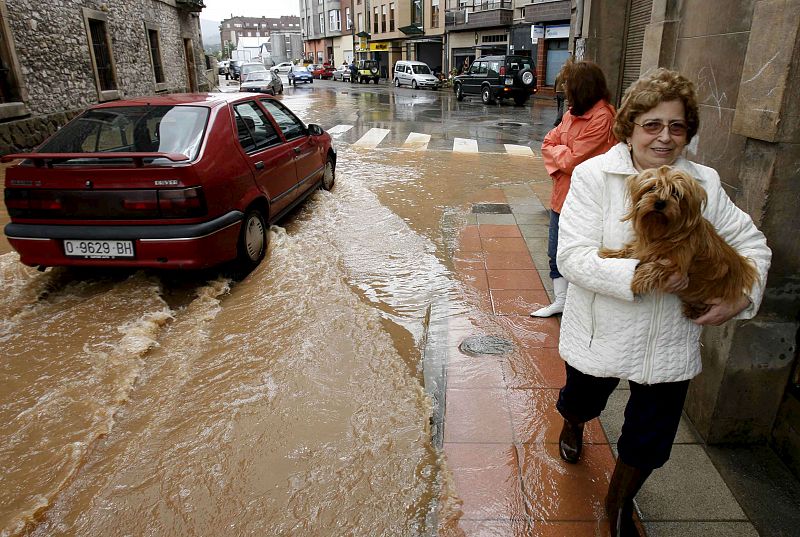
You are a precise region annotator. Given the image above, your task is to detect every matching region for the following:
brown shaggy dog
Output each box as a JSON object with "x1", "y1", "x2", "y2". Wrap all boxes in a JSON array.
[{"x1": 599, "y1": 166, "x2": 757, "y2": 319}]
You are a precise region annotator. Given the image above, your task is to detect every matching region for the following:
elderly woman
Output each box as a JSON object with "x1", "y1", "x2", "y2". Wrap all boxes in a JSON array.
[
  {"x1": 530, "y1": 60, "x2": 617, "y2": 317},
  {"x1": 555, "y1": 69, "x2": 771, "y2": 536}
]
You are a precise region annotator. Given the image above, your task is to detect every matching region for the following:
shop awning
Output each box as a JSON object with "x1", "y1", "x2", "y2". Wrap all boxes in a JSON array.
[{"x1": 398, "y1": 24, "x2": 424, "y2": 35}]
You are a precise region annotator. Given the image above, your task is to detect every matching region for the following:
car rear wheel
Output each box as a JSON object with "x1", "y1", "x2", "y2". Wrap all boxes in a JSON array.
[
  {"x1": 412, "y1": 80, "x2": 418, "y2": 89},
  {"x1": 235, "y1": 209, "x2": 267, "y2": 275},
  {"x1": 481, "y1": 86, "x2": 495, "y2": 105},
  {"x1": 455, "y1": 83, "x2": 464, "y2": 101},
  {"x1": 321, "y1": 155, "x2": 335, "y2": 191}
]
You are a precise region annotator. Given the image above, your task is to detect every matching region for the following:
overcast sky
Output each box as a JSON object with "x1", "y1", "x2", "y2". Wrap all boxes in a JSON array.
[{"x1": 201, "y1": 0, "x2": 299, "y2": 23}]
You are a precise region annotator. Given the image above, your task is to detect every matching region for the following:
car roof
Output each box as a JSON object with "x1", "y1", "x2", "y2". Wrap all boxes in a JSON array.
[{"x1": 92, "y1": 93, "x2": 262, "y2": 109}]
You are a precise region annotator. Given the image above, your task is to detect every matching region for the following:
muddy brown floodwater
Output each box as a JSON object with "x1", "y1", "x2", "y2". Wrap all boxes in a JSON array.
[{"x1": 0, "y1": 147, "x2": 540, "y2": 536}]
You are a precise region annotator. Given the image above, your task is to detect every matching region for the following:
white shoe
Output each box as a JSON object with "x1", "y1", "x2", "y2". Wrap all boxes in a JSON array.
[{"x1": 531, "y1": 277, "x2": 568, "y2": 317}]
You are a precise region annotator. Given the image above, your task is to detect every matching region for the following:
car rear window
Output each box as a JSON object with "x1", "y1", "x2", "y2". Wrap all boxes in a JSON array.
[
  {"x1": 37, "y1": 105, "x2": 209, "y2": 164},
  {"x1": 508, "y1": 58, "x2": 533, "y2": 71}
]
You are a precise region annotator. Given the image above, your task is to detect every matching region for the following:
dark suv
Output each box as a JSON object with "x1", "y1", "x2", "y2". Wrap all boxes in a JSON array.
[
  {"x1": 453, "y1": 55, "x2": 537, "y2": 106},
  {"x1": 228, "y1": 60, "x2": 243, "y2": 80}
]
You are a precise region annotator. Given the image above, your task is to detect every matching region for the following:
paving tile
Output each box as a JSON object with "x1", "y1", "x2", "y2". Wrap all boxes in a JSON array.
[
  {"x1": 447, "y1": 354, "x2": 506, "y2": 389},
  {"x1": 514, "y1": 213, "x2": 551, "y2": 226},
  {"x1": 477, "y1": 214, "x2": 518, "y2": 226},
  {"x1": 484, "y1": 252, "x2": 536, "y2": 270},
  {"x1": 642, "y1": 521, "x2": 759, "y2": 537},
  {"x1": 439, "y1": 518, "x2": 533, "y2": 536},
  {"x1": 517, "y1": 224, "x2": 550, "y2": 239},
  {"x1": 490, "y1": 289, "x2": 552, "y2": 316},
  {"x1": 478, "y1": 224, "x2": 522, "y2": 238},
  {"x1": 481, "y1": 237, "x2": 531, "y2": 253},
  {"x1": 519, "y1": 443, "x2": 615, "y2": 521},
  {"x1": 469, "y1": 188, "x2": 507, "y2": 203},
  {"x1": 453, "y1": 251, "x2": 486, "y2": 271},
  {"x1": 504, "y1": 347, "x2": 566, "y2": 389},
  {"x1": 486, "y1": 269, "x2": 544, "y2": 291},
  {"x1": 496, "y1": 316, "x2": 560, "y2": 349},
  {"x1": 528, "y1": 520, "x2": 607, "y2": 536},
  {"x1": 460, "y1": 269, "x2": 489, "y2": 292},
  {"x1": 444, "y1": 388, "x2": 514, "y2": 443},
  {"x1": 458, "y1": 229, "x2": 484, "y2": 252},
  {"x1": 637, "y1": 445, "x2": 747, "y2": 521},
  {"x1": 443, "y1": 443, "x2": 528, "y2": 521},
  {"x1": 506, "y1": 388, "x2": 608, "y2": 445}
]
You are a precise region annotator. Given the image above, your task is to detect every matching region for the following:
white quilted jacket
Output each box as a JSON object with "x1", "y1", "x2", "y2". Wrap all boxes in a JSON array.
[{"x1": 557, "y1": 143, "x2": 771, "y2": 384}]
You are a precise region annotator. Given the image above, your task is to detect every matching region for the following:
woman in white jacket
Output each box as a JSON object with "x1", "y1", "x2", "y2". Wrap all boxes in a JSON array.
[{"x1": 555, "y1": 69, "x2": 771, "y2": 537}]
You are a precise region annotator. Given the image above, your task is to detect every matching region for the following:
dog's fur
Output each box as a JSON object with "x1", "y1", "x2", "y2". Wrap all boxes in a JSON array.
[{"x1": 599, "y1": 166, "x2": 757, "y2": 319}]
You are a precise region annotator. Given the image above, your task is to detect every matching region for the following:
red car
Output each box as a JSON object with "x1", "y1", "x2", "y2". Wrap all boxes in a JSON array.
[
  {"x1": 2, "y1": 93, "x2": 336, "y2": 273},
  {"x1": 311, "y1": 64, "x2": 335, "y2": 79}
]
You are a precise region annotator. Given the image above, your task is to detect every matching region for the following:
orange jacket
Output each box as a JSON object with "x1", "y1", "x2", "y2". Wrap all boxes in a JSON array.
[{"x1": 542, "y1": 99, "x2": 616, "y2": 212}]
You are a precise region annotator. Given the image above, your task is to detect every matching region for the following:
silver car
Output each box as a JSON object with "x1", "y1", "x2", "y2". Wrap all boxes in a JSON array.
[
  {"x1": 332, "y1": 65, "x2": 351, "y2": 82},
  {"x1": 240, "y1": 70, "x2": 283, "y2": 95}
]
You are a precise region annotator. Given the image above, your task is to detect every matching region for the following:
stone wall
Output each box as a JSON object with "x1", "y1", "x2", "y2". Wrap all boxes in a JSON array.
[{"x1": 0, "y1": 0, "x2": 208, "y2": 153}]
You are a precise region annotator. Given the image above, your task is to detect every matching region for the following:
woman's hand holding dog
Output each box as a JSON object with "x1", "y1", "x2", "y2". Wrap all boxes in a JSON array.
[{"x1": 692, "y1": 295, "x2": 751, "y2": 326}]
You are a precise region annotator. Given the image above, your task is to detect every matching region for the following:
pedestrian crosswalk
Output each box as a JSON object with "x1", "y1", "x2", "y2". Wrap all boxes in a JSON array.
[{"x1": 326, "y1": 124, "x2": 539, "y2": 157}]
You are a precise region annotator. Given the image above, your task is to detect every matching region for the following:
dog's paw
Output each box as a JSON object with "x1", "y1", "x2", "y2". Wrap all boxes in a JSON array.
[
  {"x1": 599, "y1": 247, "x2": 626, "y2": 259},
  {"x1": 631, "y1": 262, "x2": 660, "y2": 295}
]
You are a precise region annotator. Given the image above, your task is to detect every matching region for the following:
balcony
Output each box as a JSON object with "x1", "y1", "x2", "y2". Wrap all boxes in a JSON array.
[
  {"x1": 445, "y1": 0, "x2": 513, "y2": 31},
  {"x1": 176, "y1": 0, "x2": 205, "y2": 12}
]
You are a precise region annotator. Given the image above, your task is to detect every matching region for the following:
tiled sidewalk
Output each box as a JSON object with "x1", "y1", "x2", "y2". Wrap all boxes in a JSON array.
[{"x1": 436, "y1": 182, "x2": 761, "y2": 536}]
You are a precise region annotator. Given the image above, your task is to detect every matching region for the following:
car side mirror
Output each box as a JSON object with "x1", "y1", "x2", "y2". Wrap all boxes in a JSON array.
[{"x1": 307, "y1": 124, "x2": 324, "y2": 136}]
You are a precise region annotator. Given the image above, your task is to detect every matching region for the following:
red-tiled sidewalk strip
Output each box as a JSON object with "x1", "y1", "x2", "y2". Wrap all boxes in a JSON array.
[{"x1": 437, "y1": 185, "x2": 617, "y2": 536}]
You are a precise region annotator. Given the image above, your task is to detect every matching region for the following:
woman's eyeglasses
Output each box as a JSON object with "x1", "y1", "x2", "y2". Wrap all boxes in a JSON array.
[{"x1": 632, "y1": 120, "x2": 688, "y2": 136}]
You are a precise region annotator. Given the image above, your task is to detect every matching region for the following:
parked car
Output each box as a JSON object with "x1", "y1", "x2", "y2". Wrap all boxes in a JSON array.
[
  {"x1": 2, "y1": 93, "x2": 335, "y2": 273},
  {"x1": 228, "y1": 59, "x2": 243, "y2": 80},
  {"x1": 239, "y1": 62, "x2": 269, "y2": 83},
  {"x1": 355, "y1": 59, "x2": 380, "y2": 84},
  {"x1": 332, "y1": 65, "x2": 351, "y2": 82},
  {"x1": 271, "y1": 62, "x2": 294, "y2": 74},
  {"x1": 311, "y1": 64, "x2": 335, "y2": 79},
  {"x1": 218, "y1": 60, "x2": 229, "y2": 76},
  {"x1": 393, "y1": 60, "x2": 440, "y2": 90},
  {"x1": 240, "y1": 70, "x2": 283, "y2": 95},
  {"x1": 452, "y1": 55, "x2": 537, "y2": 106},
  {"x1": 287, "y1": 66, "x2": 313, "y2": 86}
]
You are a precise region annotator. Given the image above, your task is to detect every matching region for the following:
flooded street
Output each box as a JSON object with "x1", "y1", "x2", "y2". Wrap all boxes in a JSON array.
[{"x1": 1, "y1": 84, "x2": 554, "y2": 536}]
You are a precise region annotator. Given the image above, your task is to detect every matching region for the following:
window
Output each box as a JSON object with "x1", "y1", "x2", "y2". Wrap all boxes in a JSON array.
[
  {"x1": 345, "y1": 7, "x2": 352, "y2": 30},
  {"x1": 412, "y1": 0, "x2": 422, "y2": 26},
  {"x1": 329, "y1": 9, "x2": 340, "y2": 31},
  {"x1": 83, "y1": 9, "x2": 119, "y2": 101},
  {"x1": 358, "y1": 13, "x2": 363, "y2": 32},
  {"x1": 389, "y1": 3, "x2": 395, "y2": 32},
  {"x1": 318, "y1": 13, "x2": 324, "y2": 33},
  {"x1": 234, "y1": 102, "x2": 280, "y2": 153},
  {"x1": 0, "y1": 0, "x2": 26, "y2": 118},
  {"x1": 146, "y1": 27, "x2": 165, "y2": 86},
  {"x1": 260, "y1": 99, "x2": 305, "y2": 141},
  {"x1": 430, "y1": 0, "x2": 439, "y2": 27},
  {"x1": 373, "y1": 7, "x2": 379, "y2": 33},
  {"x1": 381, "y1": 5, "x2": 387, "y2": 32}
]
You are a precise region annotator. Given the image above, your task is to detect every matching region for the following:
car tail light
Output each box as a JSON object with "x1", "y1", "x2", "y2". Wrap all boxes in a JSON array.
[
  {"x1": 499, "y1": 66, "x2": 506, "y2": 76},
  {"x1": 158, "y1": 187, "x2": 205, "y2": 217}
]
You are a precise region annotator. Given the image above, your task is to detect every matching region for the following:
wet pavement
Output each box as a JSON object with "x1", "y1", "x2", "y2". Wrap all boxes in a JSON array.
[{"x1": 1, "y1": 80, "x2": 791, "y2": 536}]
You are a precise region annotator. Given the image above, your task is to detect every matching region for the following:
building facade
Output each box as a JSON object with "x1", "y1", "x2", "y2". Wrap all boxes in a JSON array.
[
  {"x1": 299, "y1": 0, "x2": 351, "y2": 65},
  {"x1": 219, "y1": 15, "x2": 301, "y2": 58},
  {"x1": 0, "y1": 0, "x2": 208, "y2": 154},
  {"x1": 576, "y1": 0, "x2": 800, "y2": 478}
]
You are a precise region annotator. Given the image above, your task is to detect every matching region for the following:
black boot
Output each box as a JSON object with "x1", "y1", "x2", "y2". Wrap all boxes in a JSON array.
[
  {"x1": 605, "y1": 459, "x2": 651, "y2": 537},
  {"x1": 558, "y1": 418, "x2": 584, "y2": 463}
]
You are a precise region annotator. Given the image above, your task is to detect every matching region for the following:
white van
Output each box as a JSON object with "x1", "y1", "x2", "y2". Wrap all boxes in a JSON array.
[{"x1": 393, "y1": 60, "x2": 440, "y2": 90}]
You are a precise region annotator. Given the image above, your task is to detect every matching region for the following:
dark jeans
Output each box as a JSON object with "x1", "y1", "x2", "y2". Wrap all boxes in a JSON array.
[
  {"x1": 557, "y1": 363, "x2": 690, "y2": 470},
  {"x1": 548, "y1": 210, "x2": 562, "y2": 280}
]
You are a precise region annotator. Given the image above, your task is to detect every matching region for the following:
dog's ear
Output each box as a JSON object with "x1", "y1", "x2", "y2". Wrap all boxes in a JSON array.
[
  {"x1": 675, "y1": 170, "x2": 707, "y2": 228},
  {"x1": 621, "y1": 173, "x2": 644, "y2": 222}
]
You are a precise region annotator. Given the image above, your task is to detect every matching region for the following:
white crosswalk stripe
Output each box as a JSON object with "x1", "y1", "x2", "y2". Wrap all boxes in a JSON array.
[
  {"x1": 453, "y1": 137, "x2": 479, "y2": 153},
  {"x1": 402, "y1": 132, "x2": 431, "y2": 151},
  {"x1": 504, "y1": 144, "x2": 534, "y2": 156},
  {"x1": 353, "y1": 127, "x2": 391, "y2": 148},
  {"x1": 327, "y1": 124, "x2": 353, "y2": 136}
]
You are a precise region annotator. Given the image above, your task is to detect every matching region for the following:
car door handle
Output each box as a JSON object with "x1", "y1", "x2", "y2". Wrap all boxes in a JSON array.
[
  {"x1": 293, "y1": 147, "x2": 302, "y2": 154},
  {"x1": 254, "y1": 161, "x2": 265, "y2": 170}
]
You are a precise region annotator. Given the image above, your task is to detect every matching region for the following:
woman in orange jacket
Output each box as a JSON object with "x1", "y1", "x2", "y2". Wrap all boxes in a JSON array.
[{"x1": 531, "y1": 60, "x2": 617, "y2": 317}]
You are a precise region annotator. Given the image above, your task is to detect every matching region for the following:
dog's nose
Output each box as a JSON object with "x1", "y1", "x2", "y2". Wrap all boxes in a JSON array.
[{"x1": 654, "y1": 199, "x2": 667, "y2": 210}]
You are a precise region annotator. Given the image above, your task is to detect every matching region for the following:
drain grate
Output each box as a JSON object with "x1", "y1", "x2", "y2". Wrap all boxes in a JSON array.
[
  {"x1": 459, "y1": 335, "x2": 514, "y2": 356},
  {"x1": 472, "y1": 203, "x2": 512, "y2": 214},
  {"x1": 496, "y1": 121, "x2": 525, "y2": 127}
]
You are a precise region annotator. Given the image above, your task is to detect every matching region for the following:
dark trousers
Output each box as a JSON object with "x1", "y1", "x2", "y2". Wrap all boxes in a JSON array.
[
  {"x1": 557, "y1": 363, "x2": 690, "y2": 470},
  {"x1": 548, "y1": 210, "x2": 562, "y2": 280}
]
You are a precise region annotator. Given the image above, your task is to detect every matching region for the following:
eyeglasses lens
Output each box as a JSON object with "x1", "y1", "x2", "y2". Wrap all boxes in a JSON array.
[{"x1": 642, "y1": 121, "x2": 687, "y2": 135}]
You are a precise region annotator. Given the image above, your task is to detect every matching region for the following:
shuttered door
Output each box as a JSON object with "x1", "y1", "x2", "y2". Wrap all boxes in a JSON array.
[{"x1": 620, "y1": 0, "x2": 653, "y2": 98}]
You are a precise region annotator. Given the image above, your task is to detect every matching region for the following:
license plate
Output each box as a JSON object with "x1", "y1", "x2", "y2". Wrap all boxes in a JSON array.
[{"x1": 63, "y1": 239, "x2": 135, "y2": 259}]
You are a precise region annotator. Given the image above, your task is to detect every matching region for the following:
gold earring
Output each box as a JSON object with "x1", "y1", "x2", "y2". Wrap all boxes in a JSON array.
[{"x1": 627, "y1": 141, "x2": 632, "y2": 151}]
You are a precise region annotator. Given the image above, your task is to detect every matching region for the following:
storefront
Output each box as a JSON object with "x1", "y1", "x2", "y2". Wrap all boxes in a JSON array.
[
  {"x1": 531, "y1": 22, "x2": 570, "y2": 93},
  {"x1": 355, "y1": 39, "x2": 400, "y2": 79}
]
